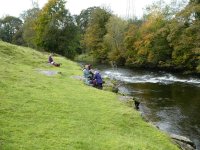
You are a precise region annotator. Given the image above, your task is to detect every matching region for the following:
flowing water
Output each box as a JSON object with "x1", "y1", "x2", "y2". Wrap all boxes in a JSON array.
[{"x1": 97, "y1": 66, "x2": 200, "y2": 149}]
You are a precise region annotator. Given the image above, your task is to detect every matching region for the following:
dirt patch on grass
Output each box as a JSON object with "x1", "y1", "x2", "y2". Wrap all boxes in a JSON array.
[
  {"x1": 38, "y1": 69, "x2": 59, "y2": 76},
  {"x1": 71, "y1": 75, "x2": 84, "y2": 80}
]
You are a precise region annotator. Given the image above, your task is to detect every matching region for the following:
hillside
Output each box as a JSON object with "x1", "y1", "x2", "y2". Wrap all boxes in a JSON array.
[{"x1": 0, "y1": 41, "x2": 179, "y2": 149}]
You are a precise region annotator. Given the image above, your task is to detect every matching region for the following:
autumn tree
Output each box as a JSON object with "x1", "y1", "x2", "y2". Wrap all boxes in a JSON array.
[
  {"x1": 134, "y1": 13, "x2": 169, "y2": 66},
  {"x1": 124, "y1": 22, "x2": 141, "y2": 66},
  {"x1": 167, "y1": 0, "x2": 200, "y2": 71},
  {"x1": 103, "y1": 15, "x2": 128, "y2": 65},
  {"x1": 82, "y1": 7, "x2": 111, "y2": 61},
  {"x1": 74, "y1": 7, "x2": 99, "y2": 54},
  {"x1": 20, "y1": 7, "x2": 40, "y2": 48}
]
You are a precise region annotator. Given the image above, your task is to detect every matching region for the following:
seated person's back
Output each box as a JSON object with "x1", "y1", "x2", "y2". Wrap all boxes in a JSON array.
[
  {"x1": 94, "y1": 71, "x2": 102, "y2": 83},
  {"x1": 94, "y1": 71, "x2": 103, "y2": 89},
  {"x1": 83, "y1": 65, "x2": 93, "y2": 85},
  {"x1": 48, "y1": 54, "x2": 54, "y2": 64}
]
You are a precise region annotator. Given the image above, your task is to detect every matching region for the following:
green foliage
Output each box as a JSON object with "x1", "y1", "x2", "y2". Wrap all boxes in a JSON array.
[
  {"x1": 123, "y1": 24, "x2": 139, "y2": 65},
  {"x1": 104, "y1": 15, "x2": 128, "y2": 65},
  {"x1": 124, "y1": 12, "x2": 169, "y2": 67},
  {"x1": 34, "y1": 0, "x2": 79, "y2": 58},
  {"x1": 75, "y1": 7, "x2": 100, "y2": 54},
  {"x1": 189, "y1": 0, "x2": 200, "y2": 19},
  {"x1": 0, "y1": 16, "x2": 22, "y2": 43},
  {"x1": 75, "y1": 7, "x2": 98, "y2": 34},
  {"x1": 149, "y1": 25, "x2": 172, "y2": 66},
  {"x1": 82, "y1": 7, "x2": 111, "y2": 61},
  {"x1": 0, "y1": 41, "x2": 179, "y2": 149},
  {"x1": 20, "y1": 7, "x2": 40, "y2": 48},
  {"x1": 167, "y1": 1, "x2": 200, "y2": 70},
  {"x1": 77, "y1": 0, "x2": 200, "y2": 73},
  {"x1": 121, "y1": 1, "x2": 199, "y2": 72}
]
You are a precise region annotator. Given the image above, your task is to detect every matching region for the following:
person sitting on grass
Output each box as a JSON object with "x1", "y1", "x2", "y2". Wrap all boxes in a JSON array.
[
  {"x1": 48, "y1": 54, "x2": 61, "y2": 67},
  {"x1": 88, "y1": 64, "x2": 94, "y2": 79},
  {"x1": 93, "y1": 71, "x2": 103, "y2": 89},
  {"x1": 83, "y1": 65, "x2": 93, "y2": 85}
]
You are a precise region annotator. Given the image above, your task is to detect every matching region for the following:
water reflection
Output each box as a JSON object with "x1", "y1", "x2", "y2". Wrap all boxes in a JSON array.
[{"x1": 100, "y1": 67, "x2": 200, "y2": 149}]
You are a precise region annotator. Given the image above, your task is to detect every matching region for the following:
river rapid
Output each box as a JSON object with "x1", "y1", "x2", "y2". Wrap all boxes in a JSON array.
[{"x1": 96, "y1": 65, "x2": 200, "y2": 149}]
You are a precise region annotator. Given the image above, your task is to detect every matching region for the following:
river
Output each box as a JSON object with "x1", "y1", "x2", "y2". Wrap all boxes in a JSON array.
[{"x1": 96, "y1": 65, "x2": 200, "y2": 149}]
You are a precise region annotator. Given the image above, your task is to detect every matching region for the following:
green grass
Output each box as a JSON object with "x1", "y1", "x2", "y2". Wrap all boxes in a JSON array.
[{"x1": 0, "y1": 41, "x2": 179, "y2": 150}]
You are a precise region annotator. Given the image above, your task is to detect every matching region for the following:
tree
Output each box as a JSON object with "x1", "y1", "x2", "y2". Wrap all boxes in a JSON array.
[
  {"x1": 124, "y1": 22, "x2": 142, "y2": 66},
  {"x1": 124, "y1": 2, "x2": 173, "y2": 67},
  {"x1": 167, "y1": 0, "x2": 200, "y2": 71},
  {"x1": 82, "y1": 7, "x2": 111, "y2": 61},
  {"x1": 34, "y1": 0, "x2": 79, "y2": 58},
  {"x1": 136, "y1": 13, "x2": 168, "y2": 66},
  {"x1": 12, "y1": 27, "x2": 24, "y2": 45},
  {"x1": 75, "y1": 7, "x2": 98, "y2": 34},
  {"x1": 189, "y1": 0, "x2": 200, "y2": 19},
  {"x1": 74, "y1": 7, "x2": 99, "y2": 54},
  {"x1": 0, "y1": 16, "x2": 22, "y2": 43},
  {"x1": 20, "y1": 7, "x2": 40, "y2": 48},
  {"x1": 103, "y1": 15, "x2": 128, "y2": 65}
]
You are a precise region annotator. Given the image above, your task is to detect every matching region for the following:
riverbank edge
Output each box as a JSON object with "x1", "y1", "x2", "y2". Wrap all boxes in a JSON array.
[
  {"x1": 102, "y1": 76, "x2": 197, "y2": 150},
  {"x1": 76, "y1": 62, "x2": 190, "y2": 149}
]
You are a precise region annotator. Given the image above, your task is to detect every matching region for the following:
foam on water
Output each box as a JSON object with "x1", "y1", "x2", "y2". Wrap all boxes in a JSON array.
[{"x1": 104, "y1": 70, "x2": 200, "y2": 85}]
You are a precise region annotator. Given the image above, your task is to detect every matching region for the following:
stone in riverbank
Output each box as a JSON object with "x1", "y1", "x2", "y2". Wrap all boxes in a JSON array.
[
  {"x1": 118, "y1": 96, "x2": 141, "y2": 110},
  {"x1": 170, "y1": 134, "x2": 196, "y2": 150}
]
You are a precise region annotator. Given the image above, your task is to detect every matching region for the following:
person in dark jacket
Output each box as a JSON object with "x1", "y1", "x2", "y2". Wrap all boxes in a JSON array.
[
  {"x1": 48, "y1": 54, "x2": 54, "y2": 64},
  {"x1": 94, "y1": 71, "x2": 103, "y2": 89},
  {"x1": 48, "y1": 54, "x2": 60, "y2": 67}
]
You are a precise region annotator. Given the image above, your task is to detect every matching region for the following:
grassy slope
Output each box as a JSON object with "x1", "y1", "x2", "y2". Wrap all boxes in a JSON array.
[{"x1": 0, "y1": 41, "x2": 179, "y2": 150}]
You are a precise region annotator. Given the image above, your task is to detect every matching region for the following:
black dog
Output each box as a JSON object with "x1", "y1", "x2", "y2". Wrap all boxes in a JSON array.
[{"x1": 134, "y1": 100, "x2": 140, "y2": 110}]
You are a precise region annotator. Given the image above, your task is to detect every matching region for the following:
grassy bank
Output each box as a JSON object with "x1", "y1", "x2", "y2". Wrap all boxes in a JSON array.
[{"x1": 0, "y1": 41, "x2": 179, "y2": 149}]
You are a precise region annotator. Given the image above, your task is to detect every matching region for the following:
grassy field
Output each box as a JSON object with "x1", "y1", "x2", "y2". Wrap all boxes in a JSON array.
[{"x1": 0, "y1": 41, "x2": 179, "y2": 150}]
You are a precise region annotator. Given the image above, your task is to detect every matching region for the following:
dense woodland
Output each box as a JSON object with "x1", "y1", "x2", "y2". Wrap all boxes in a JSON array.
[{"x1": 0, "y1": 0, "x2": 200, "y2": 74}]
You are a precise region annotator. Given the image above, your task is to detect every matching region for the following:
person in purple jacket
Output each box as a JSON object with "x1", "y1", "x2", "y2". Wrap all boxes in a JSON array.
[{"x1": 94, "y1": 71, "x2": 103, "y2": 89}]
